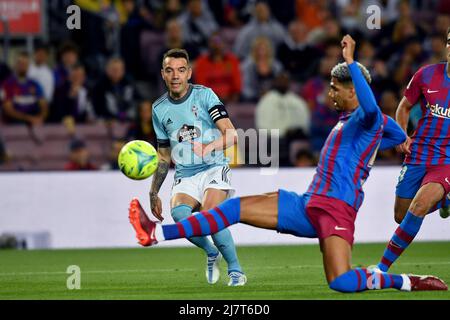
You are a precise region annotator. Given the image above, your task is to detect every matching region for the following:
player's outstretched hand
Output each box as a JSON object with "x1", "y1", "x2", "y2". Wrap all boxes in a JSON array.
[
  {"x1": 341, "y1": 34, "x2": 355, "y2": 64},
  {"x1": 150, "y1": 192, "x2": 164, "y2": 221},
  {"x1": 395, "y1": 136, "x2": 412, "y2": 155}
]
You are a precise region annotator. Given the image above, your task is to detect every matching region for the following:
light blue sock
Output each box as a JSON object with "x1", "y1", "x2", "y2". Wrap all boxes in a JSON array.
[
  {"x1": 171, "y1": 205, "x2": 218, "y2": 256},
  {"x1": 211, "y1": 228, "x2": 242, "y2": 273}
]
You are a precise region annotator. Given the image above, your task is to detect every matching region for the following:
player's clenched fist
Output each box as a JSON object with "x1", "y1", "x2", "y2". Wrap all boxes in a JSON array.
[
  {"x1": 395, "y1": 136, "x2": 412, "y2": 155},
  {"x1": 341, "y1": 34, "x2": 356, "y2": 64}
]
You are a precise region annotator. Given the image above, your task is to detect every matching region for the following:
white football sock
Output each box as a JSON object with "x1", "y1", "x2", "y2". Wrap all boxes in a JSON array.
[
  {"x1": 155, "y1": 223, "x2": 165, "y2": 241},
  {"x1": 400, "y1": 274, "x2": 411, "y2": 291}
]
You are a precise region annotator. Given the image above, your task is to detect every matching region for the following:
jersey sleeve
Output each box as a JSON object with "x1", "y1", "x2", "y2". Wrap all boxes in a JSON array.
[
  {"x1": 203, "y1": 87, "x2": 229, "y2": 122},
  {"x1": 152, "y1": 108, "x2": 170, "y2": 148},
  {"x1": 33, "y1": 81, "x2": 44, "y2": 99},
  {"x1": 2, "y1": 80, "x2": 14, "y2": 101},
  {"x1": 379, "y1": 114, "x2": 407, "y2": 151},
  {"x1": 403, "y1": 67, "x2": 424, "y2": 105},
  {"x1": 348, "y1": 61, "x2": 381, "y2": 128}
]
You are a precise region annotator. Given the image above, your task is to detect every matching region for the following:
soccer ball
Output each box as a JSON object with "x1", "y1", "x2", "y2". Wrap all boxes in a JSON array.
[{"x1": 118, "y1": 140, "x2": 158, "y2": 180}]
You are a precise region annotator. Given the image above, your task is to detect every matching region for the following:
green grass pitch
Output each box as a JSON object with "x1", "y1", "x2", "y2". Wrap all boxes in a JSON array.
[{"x1": 0, "y1": 242, "x2": 449, "y2": 300}]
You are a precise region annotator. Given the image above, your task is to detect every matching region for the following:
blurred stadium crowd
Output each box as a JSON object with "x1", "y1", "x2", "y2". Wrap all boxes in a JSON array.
[{"x1": 0, "y1": 0, "x2": 448, "y2": 171}]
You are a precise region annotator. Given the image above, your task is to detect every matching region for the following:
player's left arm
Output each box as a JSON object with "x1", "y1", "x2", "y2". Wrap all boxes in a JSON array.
[
  {"x1": 342, "y1": 35, "x2": 381, "y2": 127},
  {"x1": 192, "y1": 112, "x2": 238, "y2": 157},
  {"x1": 192, "y1": 89, "x2": 238, "y2": 157},
  {"x1": 380, "y1": 115, "x2": 407, "y2": 151}
]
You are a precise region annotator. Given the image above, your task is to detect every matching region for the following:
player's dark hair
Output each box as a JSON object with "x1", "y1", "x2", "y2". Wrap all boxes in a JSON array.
[
  {"x1": 35, "y1": 42, "x2": 50, "y2": 53},
  {"x1": 17, "y1": 51, "x2": 30, "y2": 59},
  {"x1": 162, "y1": 48, "x2": 190, "y2": 68},
  {"x1": 70, "y1": 63, "x2": 85, "y2": 72},
  {"x1": 331, "y1": 62, "x2": 372, "y2": 85},
  {"x1": 59, "y1": 41, "x2": 78, "y2": 54}
]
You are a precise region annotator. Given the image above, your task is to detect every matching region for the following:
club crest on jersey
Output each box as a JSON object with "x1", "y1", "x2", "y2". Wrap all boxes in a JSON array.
[
  {"x1": 177, "y1": 124, "x2": 201, "y2": 142},
  {"x1": 191, "y1": 105, "x2": 198, "y2": 118},
  {"x1": 426, "y1": 102, "x2": 450, "y2": 119}
]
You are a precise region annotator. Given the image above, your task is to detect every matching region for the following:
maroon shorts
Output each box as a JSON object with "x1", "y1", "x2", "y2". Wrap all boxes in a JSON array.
[
  {"x1": 305, "y1": 194, "x2": 357, "y2": 246},
  {"x1": 421, "y1": 164, "x2": 450, "y2": 195}
]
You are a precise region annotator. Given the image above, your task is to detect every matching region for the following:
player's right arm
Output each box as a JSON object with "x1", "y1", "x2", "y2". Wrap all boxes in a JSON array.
[
  {"x1": 149, "y1": 146, "x2": 170, "y2": 221},
  {"x1": 395, "y1": 97, "x2": 414, "y2": 154},
  {"x1": 150, "y1": 107, "x2": 171, "y2": 221},
  {"x1": 342, "y1": 35, "x2": 381, "y2": 127},
  {"x1": 395, "y1": 68, "x2": 423, "y2": 155}
]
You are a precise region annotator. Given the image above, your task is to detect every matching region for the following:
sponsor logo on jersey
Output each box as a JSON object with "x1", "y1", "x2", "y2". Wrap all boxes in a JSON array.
[
  {"x1": 177, "y1": 124, "x2": 201, "y2": 142},
  {"x1": 166, "y1": 118, "x2": 173, "y2": 126},
  {"x1": 426, "y1": 102, "x2": 450, "y2": 119},
  {"x1": 13, "y1": 95, "x2": 38, "y2": 105}
]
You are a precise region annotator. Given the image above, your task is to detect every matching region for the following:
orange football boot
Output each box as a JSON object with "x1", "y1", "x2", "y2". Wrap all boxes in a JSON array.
[{"x1": 128, "y1": 198, "x2": 158, "y2": 246}]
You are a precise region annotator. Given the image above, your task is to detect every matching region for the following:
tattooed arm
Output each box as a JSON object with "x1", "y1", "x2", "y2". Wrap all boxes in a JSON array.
[{"x1": 149, "y1": 147, "x2": 171, "y2": 221}]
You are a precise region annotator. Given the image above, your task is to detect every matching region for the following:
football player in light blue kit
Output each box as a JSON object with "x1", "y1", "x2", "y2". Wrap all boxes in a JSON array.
[{"x1": 148, "y1": 48, "x2": 246, "y2": 286}]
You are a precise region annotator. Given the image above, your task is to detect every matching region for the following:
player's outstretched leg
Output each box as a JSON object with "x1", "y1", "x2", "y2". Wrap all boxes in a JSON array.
[
  {"x1": 171, "y1": 204, "x2": 222, "y2": 284},
  {"x1": 129, "y1": 193, "x2": 278, "y2": 286},
  {"x1": 377, "y1": 183, "x2": 445, "y2": 272},
  {"x1": 330, "y1": 269, "x2": 448, "y2": 292},
  {"x1": 322, "y1": 236, "x2": 447, "y2": 293},
  {"x1": 129, "y1": 192, "x2": 279, "y2": 245}
]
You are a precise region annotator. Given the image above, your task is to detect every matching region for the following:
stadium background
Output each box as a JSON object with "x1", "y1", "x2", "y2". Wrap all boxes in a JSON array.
[{"x1": 0, "y1": 0, "x2": 449, "y2": 300}]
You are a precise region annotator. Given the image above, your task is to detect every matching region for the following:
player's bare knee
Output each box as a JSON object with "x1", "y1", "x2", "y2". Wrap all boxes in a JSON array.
[
  {"x1": 409, "y1": 199, "x2": 429, "y2": 216},
  {"x1": 200, "y1": 200, "x2": 219, "y2": 211}
]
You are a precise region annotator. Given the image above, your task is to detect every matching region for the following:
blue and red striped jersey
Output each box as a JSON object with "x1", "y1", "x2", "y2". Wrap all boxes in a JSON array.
[
  {"x1": 2, "y1": 75, "x2": 44, "y2": 117},
  {"x1": 403, "y1": 63, "x2": 450, "y2": 165},
  {"x1": 305, "y1": 62, "x2": 386, "y2": 211}
]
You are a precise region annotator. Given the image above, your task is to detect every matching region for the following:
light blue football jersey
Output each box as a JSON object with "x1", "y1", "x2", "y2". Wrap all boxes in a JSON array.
[{"x1": 152, "y1": 84, "x2": 229, "y2": 179}]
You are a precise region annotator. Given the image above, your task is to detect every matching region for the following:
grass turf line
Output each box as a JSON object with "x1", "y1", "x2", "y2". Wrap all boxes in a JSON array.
[{"x1": 0, "y1": 242, "x2": 449, "y2": 300}]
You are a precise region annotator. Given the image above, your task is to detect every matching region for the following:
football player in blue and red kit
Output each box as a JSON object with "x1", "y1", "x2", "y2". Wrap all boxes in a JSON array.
[
  {"x1": 2, "y1": 52, "x2": 48, "y2": 125},
  {"x1": 374, "y1": 28, "x2": 450, "y2": 273},
  {"x1": 128, "y1": 35, "x2": 448, "y2": 293}
]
